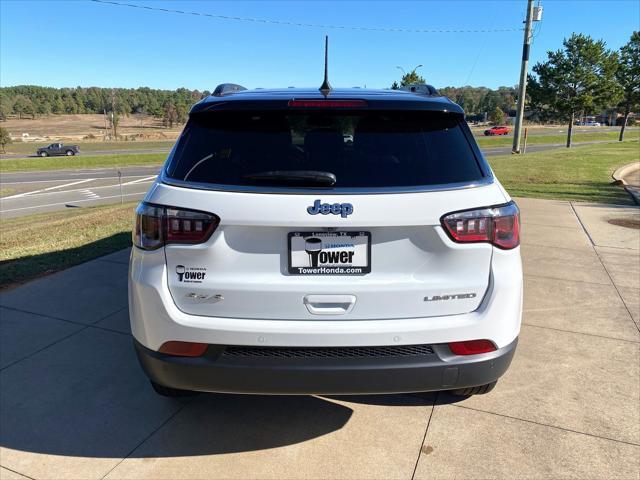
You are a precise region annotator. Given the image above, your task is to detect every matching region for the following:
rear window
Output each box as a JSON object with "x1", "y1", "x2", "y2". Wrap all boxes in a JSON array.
[{"x1": 166, "y1": 110, "x2": 484, "y2": 190}]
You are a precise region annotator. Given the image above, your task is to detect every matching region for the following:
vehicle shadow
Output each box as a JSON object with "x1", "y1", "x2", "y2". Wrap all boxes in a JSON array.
[
  {"x1": 124, "y1": 393, "x2": 356, "y2": 458},
  {"x1": 0, "y1": 232, "x2": 131, "y2": 289},
  {"x1": 0, "y1": 319, "x2": 354, "y2": 459},
  {"x1": 325, "y1": 390, "x2": 468, "y2": 407},
  {"x1": 0, "y1": 334, "x2": 466, "y2": 461},
  {"x1": 1, "y1": 236, "x2": 460, "y2": 462},
  {"x1": 1, "y1": 363, "x2": 355, "y2": 459},
  {"x1": 1, "y1": 338, "x2": 465, "y2": 461},
  {"x1": 0, "y1": 310, "x2": 466, "y2": 462}
]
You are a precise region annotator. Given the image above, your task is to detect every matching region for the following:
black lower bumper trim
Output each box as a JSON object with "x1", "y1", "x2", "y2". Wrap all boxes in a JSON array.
[{"x1": 134, "y1": 338, "x2": 517, "y2": 395}]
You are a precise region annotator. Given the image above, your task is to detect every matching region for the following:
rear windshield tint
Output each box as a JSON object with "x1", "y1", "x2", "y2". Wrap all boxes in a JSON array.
[{"x1": 166, "y1": 110, "x2": 483, "y2": 189}]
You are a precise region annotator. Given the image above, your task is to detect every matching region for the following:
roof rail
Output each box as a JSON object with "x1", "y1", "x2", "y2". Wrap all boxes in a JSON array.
[
  {"x1": 400, "y1": 84, "x2": 440, "y2": 96},
  {"x1": 212, "y1": 83, "x2": 247, "y2": 96}
]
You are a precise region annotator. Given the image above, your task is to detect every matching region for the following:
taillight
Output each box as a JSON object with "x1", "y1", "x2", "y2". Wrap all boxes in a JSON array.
[
  {"x1": 448, "y1": 340, "x2": 496, "y2": 355},
  {"x1": 441, "y1": 201, "x2": 520, "y2": 249},
  {"x1": 133, "y1": 202, "x2": 219, "y2": 250},
  {"x1": 164, "y1": 207, "x2": 219, "y2": 244},
  {"x1": 134, "y1": 203, "x2": 164, "y2": 250}
]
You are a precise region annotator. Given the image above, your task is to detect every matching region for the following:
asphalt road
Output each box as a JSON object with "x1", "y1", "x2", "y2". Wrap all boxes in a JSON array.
[
  {"x1": 0, "y1": 148, "x2": 169, "y2": 160},
  {"x1": 483, "y1": 141, "x2": 563, "y2": 156},
  {"x1": 0, "y1": 139, "x2": 624, "y2": 218},
  {"x1": 1, "y1": 165, "x2": 161, "y2": 183},
  {"x1": 1, "y1": 167, "x2": 160, "y2": 219}
]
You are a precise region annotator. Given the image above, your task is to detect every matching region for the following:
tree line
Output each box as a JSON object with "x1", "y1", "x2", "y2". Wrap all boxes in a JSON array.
[
  {"x1": 0, "y1": 85, "x2": 210, "y2": 127},
  {"x1": 392, "y1": 31, "x2": 639, "y2": 147},
  {"x1": 392, "y1": 69, "x2": 518, "y2": 122},
  {"x1": 0, "y1": 82, "x2": 517, "y2": 127}
]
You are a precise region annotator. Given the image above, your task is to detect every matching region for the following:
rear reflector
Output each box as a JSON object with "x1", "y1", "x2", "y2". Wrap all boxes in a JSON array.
[
  {"x1": 441, "y1": 201, "x2": 520, "y2": 249},
  {"x1": 159, "y1": 341, "x2": 208, "y2": 357},
  {"x1": 288, "y1": 99, "x2": 368, "y2": 108},
  {"x1": 133, "y1": 202, "x2": 220, "y2": 250},
  {"x1": 448, "y1": 340, "x2": 496, "y2": 355}
]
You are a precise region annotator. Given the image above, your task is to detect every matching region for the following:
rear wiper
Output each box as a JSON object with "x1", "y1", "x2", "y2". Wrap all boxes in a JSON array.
[{"x1": 243, "y1": 170, "x2": 337, "y2": 186}]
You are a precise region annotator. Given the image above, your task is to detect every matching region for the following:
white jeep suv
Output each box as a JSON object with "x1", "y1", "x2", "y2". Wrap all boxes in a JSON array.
[{"x1": 129, "y1": 84, "x2": 522, "y2": 397}]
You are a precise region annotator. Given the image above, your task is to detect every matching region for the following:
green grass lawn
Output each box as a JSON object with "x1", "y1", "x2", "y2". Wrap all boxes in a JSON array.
[
  {"x1": 2, "y1": 140, "x2": 175, "y2": 155},
  {"x1": 489, "y1": 140, "x2": 639, "y2": 204},
  {"x1": 0, "y1": 203, "x2": 136, "y2": 289},
  {"x1": 476, "y1": 129, "x2": 640, "y2": 148},
  {"x1": 0, "y1": 152, "x2": 166, "y2": 172}
]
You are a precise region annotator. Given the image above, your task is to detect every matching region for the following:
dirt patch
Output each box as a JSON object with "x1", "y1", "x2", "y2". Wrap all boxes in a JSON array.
[
  {"x1": 608, "y1": 217, "x2": 640, "y2": 229},
  {"x1": 2, "y1": 113, "x2": 182, "y2": 142}
]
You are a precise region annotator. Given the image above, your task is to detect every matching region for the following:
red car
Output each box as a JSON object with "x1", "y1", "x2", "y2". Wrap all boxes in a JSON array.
[{"x1": 484, "y1": 126, "x2": 510, "y2": 136}]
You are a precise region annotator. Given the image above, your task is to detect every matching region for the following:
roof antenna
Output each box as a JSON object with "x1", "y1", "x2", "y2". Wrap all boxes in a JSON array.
[{"x1": 319, "y1": 35, "x2": 332, "y2": 96}]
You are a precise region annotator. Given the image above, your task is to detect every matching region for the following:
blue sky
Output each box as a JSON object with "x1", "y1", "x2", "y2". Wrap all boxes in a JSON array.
[{"x1": 1, "y1": 0, "x2": 638, "y2": 90}]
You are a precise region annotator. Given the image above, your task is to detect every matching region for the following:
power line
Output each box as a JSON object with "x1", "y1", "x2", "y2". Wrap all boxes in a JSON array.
[
  {"x1": 89, "y1": 0, "x2": 524, "y2": 34},
  {"x1": 464, "y1": 37, "x2": 488, "y2": 84}
]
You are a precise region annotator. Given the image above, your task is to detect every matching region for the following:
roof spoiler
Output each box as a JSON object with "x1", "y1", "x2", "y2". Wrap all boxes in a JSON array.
[
  {"x1": 212, "y1": 83, "x2": 247, "y2": 96},
  {"x1": 400, "y1": 84, "x2": 440, "y2": 96}
]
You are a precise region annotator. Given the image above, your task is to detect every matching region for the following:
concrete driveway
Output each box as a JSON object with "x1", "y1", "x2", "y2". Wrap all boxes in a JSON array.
[{"x1": 0, "y1": 198, "x2": 638, "y2": 480}]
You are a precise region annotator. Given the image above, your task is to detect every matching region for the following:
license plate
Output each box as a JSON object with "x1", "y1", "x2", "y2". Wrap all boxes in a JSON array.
[{"x1": 288, "y1": 232, "x2": 371, "y2": 275}]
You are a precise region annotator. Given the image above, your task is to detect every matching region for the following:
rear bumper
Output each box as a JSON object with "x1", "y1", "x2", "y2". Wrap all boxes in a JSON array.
[
  {"x1": 134, "y1": 337, "x2": 517, "y2": 395},
  {"x1": 129, "y1": 247, "x2": 523, "y2": 352}
]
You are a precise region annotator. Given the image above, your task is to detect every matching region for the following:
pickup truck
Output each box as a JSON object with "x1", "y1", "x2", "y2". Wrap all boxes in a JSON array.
[{"x1": 36, "y1": 143, "x2": 80, "y2": 157}]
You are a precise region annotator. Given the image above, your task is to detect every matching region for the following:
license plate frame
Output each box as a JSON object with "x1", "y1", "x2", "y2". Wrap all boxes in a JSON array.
[{"x1": 287, "y1": 231, "x2": 371, "y2": 275}]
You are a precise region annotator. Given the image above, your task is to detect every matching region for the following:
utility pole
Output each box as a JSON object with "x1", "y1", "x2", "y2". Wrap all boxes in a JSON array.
[
  {"x1": 110, "y1": 88, "x2": 118, "y2": 140},
  {"x1": 512, "y1": 0, "x2": 540, "y2": 154},
  {"x1": 117, "y1": 169, "x2": 123, "y2": 205}
]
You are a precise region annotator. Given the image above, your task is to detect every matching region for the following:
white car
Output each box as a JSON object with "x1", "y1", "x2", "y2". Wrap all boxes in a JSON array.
[{"x1": 129, "y1": 84, "x2": 522, "y2": 397}]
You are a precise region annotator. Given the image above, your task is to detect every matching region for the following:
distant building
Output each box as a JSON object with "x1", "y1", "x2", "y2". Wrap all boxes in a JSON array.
[{"x1": 591, "y1": 110, "x2": 636, "y2": 126}]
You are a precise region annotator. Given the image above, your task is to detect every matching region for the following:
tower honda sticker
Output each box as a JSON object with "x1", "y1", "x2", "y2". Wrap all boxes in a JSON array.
[
  {"x1": 288, "y1": 232, "x2": 370, "y2": 275},
  {"x1": 175, "y1": 265, "x2": 207, "y2": 283}
]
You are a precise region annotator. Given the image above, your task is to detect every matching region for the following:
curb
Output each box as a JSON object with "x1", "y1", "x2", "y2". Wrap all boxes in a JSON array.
[
  {"x1": 612, "y1": 162, "x2": 640, "y2": 205},
  {"x1": 612, "y1": 162, "x2": 640, "y2": 186}
]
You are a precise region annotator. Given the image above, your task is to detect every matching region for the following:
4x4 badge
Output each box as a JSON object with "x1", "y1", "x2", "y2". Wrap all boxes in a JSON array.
[{"x1": 307, "y1": 199, "x2": 353, "y2": 218}]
